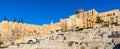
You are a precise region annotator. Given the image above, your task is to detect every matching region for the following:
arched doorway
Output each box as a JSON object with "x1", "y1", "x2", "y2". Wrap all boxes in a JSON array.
[{"x1": 28, "y1": 40, "x2": 33, "y2": 44}]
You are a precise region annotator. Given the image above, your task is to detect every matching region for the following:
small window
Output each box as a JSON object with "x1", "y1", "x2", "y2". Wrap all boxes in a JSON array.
[
  {"x1": 113, "y1": 13, "x2": 115, "y2": 16},
  {"x1": 56, "y1": 30, "x2": 59, "y2": 32},
  {"x1": 107, "y1": 14, "x2": 109, "y2": 16}
]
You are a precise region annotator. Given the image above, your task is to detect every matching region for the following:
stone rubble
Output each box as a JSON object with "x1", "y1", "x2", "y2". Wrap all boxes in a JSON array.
[{"x1": 2, "y1": 26, "x2": 120, "y2": 49}]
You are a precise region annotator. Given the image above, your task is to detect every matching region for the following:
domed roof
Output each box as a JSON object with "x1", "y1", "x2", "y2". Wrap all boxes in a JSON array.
[{"x1": 76, "y1": 8, "x2": 84, "y2": 14}]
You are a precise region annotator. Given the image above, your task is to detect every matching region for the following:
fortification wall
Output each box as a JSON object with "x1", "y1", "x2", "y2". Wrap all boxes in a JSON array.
[{"x1": 0, "y1": 9, "x2": 120, "y2": 43}]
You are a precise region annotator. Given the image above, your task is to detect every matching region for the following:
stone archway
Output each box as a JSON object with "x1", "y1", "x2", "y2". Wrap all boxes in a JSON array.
[{"x1": 28, "y1": 40, "x2": 33, "y2": 44}]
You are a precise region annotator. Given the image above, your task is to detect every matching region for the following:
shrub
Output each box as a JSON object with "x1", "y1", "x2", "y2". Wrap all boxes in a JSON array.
[
  {"x1": 68, "y1": 41, "x2": 73, "y2": 46},
  {"x1": 93, "y1": 46, "x2": 98, "y2": 49},
  {"x1": 108, "y1": 42, "x2": 112, "y2": 45},
  {"x1": 0, "y1": 41, "x2": 3, "y2": 45},
  {"x1": 3, "y1": 16, "x2": 7, "y2": 21},
  {"x1": 81, "y1": 46, "x2": 85, "y2": 49},
  {"x1": 0, "y1": 40, "x2": 3, "y2": 47},
  {"x1": 75, "y1": 26, "x2": 84, "y2": 31},
  {"x1": 112, "y1": 22, "x2": 117, "y2": 25},
  {"x1": 103, "y1": 24, "x2": 109, "y2": 27},
  {"x1": 76, "y1": 26, "x2": 79, "y2": 29},
  {"x1": 78, "y1": 28, "x2": 84, "y2": 31},
  {"x1": 86, "y1": 27, "x2": 93, "y2": 29},
  {"x1": 96, "y1": 17, "x2": 104, "y2": 24}
]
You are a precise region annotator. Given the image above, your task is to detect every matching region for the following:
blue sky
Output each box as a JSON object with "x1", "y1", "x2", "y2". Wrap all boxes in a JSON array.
[{"x1": 0, "y1": 0, "x2": 119, "y2": 25}]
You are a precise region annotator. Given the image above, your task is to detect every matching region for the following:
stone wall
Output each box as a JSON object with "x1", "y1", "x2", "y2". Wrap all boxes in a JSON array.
[
  {"x1": 0, "y1": 9, "x2": 120, "y2": 43},
  {"x1": 59, "y1": 9, "x2": 120, "y2": 30}
]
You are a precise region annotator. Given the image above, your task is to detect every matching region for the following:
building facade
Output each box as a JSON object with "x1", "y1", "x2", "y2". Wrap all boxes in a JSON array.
[{"x1": 58, "y1": 9, "x2": 120, "y2": 30}]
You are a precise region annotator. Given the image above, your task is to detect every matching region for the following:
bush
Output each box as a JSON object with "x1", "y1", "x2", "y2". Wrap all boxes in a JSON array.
[
  {"x1": 68, "y1": 41, "x2": 73, "y2": 46},
  {"x1": 75, "y1": 26, "x2": 84, "y2": 31},
  {"x1": 108, "y1": 42, "x2": 112, "y2": 45},
  {"x1": 86, "y1": 27, "x2": 93, "y2": 29},
  {"x1": 112, "y1": 22, "x2": 118, "y2": 25},
  {"x1": 78, "y1": 28, "x2": 84, "y2": 31},
  {"x1": 81, "y1": 46, "x2": 85, "y2": 49},
  {"x1": 103, "y1": 24, "x2": 109, "y2": 27},
  {"x1": 76, "y1": 26, "x2": 79, "y2": 29},
  {"x1": 0, "y1": 40, "x2": 3, "y2": 47},
  {"x1": 0, "y1": 41, "x2": 3, "y2": 45}
]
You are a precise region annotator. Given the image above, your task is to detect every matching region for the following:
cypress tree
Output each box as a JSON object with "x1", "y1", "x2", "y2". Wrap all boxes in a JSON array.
[
  {"x1": 20, "y1": 18, "x2": 23, "y2": 23},
  {"x1": 3, "y1": 16, "x2": 7, "y2": 21},
  {"x1": 13, "y1": 18, "x2": 16, "y2": 22}
]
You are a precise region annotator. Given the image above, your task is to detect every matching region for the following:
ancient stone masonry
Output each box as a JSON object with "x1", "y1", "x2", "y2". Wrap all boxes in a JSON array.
[
  {"x1": 0, "y1": 9, "x2": 120, "y2": 49},
  {"x1": 0, "y1": 9, "x2": 119, "y2": 40},
  {"x1": 59, "y1": 9, "x2": 120, "y2": 30},
  {"x1": 3, "y1": 26, "x2": 120, "y2": 49},
  {"x1": 1, "y1": 9, "x2": 120, "y2": 35}
]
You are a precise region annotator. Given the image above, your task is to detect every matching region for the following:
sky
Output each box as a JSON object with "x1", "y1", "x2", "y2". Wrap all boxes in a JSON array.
[{"x1": 0, "y1": 0, "x2": 120, "y2": 25}]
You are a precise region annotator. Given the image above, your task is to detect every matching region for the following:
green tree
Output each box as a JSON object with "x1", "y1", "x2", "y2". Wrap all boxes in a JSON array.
[
  {"x1": 116, "y1": 16, "x2": 118, "y2": 25},
  {"x1": 96, "y1": 17, "x2": 104, "y2": 27},
  {"x1": 20, "y1": 18, "x2": 23, "y2": 23},
  {"x1": 96, "y1": 17, "x2": 104, "y2": 23},
  {"x1": 18, "y1": 18, "x2": 23, "y2": 23},
  {"x1": 13, "y1": 18, "x2": 16, "y2": 22},
  {"x1": 18, "y1": 20, "x2": 21, "y2": 23},
  {"x1": 3, "y1": 16, "x2": 7, "y2": 21},
  {"x1": 76, "y1": 26, "x2": 79, "y2": 30},
  {"x1": 88, "y1": 19, "x2": 91, "y2": 27},
  {"x1": 86, "y1": 19, "x2": 92, "y2": 27},
  {"x1": 75, "y1": 26, "x2": 84, "y2": 31},
  {"x1": 86, "y1": 19, "x2": 89, "y2": 27},
  {"x1": 91, "y1": 21, "x2": 94, "y2": 27}
]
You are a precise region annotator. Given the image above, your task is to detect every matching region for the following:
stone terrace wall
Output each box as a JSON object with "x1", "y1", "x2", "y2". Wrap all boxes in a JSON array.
[{"x1": 0, "y1": 21, "x2": 61, "y2": 43}]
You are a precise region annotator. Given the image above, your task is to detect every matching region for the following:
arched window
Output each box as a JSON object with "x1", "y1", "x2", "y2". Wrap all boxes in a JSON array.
[{"x1": 113, "y1": 13, "x2": 115, "y2": 16}]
